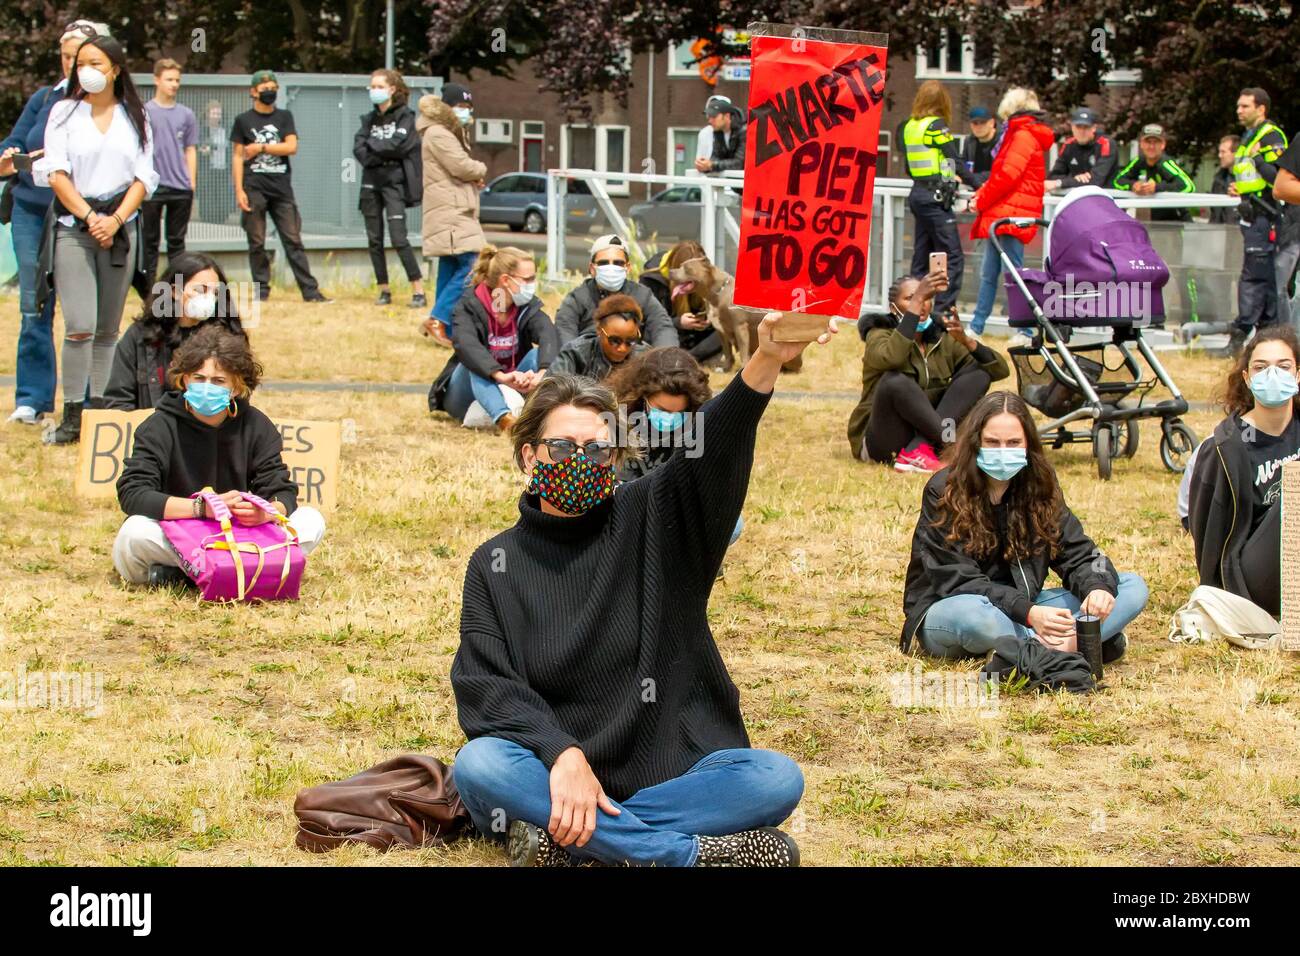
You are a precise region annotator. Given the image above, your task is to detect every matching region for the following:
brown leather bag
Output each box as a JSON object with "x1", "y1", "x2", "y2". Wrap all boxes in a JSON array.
[{"x1": 293, "y1": 755, "x2": 473, "y2": 852}]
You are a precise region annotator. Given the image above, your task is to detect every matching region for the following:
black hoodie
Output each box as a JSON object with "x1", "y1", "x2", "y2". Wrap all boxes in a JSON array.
[{"x1": 117, "y1": 391, "x2": 298, "y2": 520}]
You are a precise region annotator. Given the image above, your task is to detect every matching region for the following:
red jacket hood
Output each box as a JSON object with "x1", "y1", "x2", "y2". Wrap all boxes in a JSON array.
[{"x1": 1006, "y1": 112, "x2": 1056, "y2": 150}]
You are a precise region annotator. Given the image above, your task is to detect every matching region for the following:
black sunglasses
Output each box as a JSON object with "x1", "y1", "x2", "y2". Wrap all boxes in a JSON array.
[
  {"x1": 593, "y1": 258, "x2": 625, "y2": 267},
  {"x1": 600, "y1": 327, "x2": 641, "y2": 348},
  {"x1": 535, "y1": 438, "x2": 615, "y2": 466}
]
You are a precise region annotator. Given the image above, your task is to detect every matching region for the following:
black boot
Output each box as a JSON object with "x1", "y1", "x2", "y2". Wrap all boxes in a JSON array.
[
  {"x1": 1102, "y1": 631, "x2": 1128, "y2": 664},
  {"x1": 147, "y1": 564, "x2": 194, "y2": 589},
  {"x1": 44, "y1": 402, "x2": 83, "y2": 445},
  {"x1": 507, "y1": 819, "x2": 576, "y2": 867},
  {"x1": 1227, "y1": 328, "x2": 1249, "y2": 357},
  {"x1": 696, "y1": 827, "x2": 800, "y2": 867}
]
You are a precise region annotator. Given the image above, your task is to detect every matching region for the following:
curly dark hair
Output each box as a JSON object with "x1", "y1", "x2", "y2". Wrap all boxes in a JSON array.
[
  {"x1": 168, "y1": 324, "x2": 263, "y2": 396},
  {"x1": 607, "y1": 347, "x2": 711, "y2": 412},
  {"x1": 594, "y1": 293, "x2": 643, "y2": 327},
  {"x1": 137, "y1": 252, "x2": 244, "y2": 350},
  {"x1": 933, "y1": 390, "x2": 1063, "y2": 562},
  {"x1": 1220, "y1": 325, "x2": 1300, "y2": 416}
]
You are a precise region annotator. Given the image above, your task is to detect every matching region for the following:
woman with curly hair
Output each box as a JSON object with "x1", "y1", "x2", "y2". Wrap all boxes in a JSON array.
[
  {"x1": 900, "y1": 390, "x2": 1148, "y2": 660},
  {"x1": 607, "y1": 347, "x2": 712, "y2": 480},
  {"x1": 112, "y1": 325, "x2": 325, "y2": 587}
]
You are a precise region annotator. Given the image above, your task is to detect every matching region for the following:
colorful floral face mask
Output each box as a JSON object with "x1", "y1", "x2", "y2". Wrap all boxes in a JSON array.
[{"x1": 527, "y1": 452, "x2": 615, "y2": 516}]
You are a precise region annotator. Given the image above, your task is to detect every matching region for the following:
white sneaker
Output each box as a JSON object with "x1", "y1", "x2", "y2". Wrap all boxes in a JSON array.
[
  {"x1": 7, "y1": 406, "x2": 38, "y2": 425},
  {"x1": 1007, "y1": 332, "x2": 1033, "y2": 350}
]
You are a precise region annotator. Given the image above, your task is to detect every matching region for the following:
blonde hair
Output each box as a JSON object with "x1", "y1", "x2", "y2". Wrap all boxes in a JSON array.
[
  {"x1": 911, "y1": 80, "x2": 953, "y2": 126},
  {"x1": 998, "y1": 87, "x2": 1040, "y2": 121},
  {"x1": 154, "y1": 58, "x2": 182, "y2": 77},
  {"x1": 469, "y1": 244, "x2": 533, "y2": 287}
]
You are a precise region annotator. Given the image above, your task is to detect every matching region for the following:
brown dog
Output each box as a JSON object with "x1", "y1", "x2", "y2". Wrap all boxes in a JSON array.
[{"x1": 667, "y1": 257, "x2": 802, "y2": 373}]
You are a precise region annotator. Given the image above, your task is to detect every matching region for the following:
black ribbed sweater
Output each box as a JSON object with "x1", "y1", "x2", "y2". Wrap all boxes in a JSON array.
[{"x1": 451, "y1": 374, "x2": 770, "y2": 800}]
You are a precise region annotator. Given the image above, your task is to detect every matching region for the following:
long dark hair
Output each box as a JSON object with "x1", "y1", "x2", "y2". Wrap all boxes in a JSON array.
[
  {"x1": 1221, "y1": 325, "x2": 1300, "y2": 416},
  {"x1": 139, "y1": 252, "x2": 244, "y2": 350},
  {"x1": 62, "y1": 36, "x2": 149, "y2": 149},
  {"x1": 933, "y1": 391, "x2": 1063, "y2": 562}
]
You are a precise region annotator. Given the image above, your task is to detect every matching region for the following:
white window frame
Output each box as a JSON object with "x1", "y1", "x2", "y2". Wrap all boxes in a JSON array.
[
  {"x1": 475, "y1": 118, "x2": 513, "y2": 145},
  {"x1": 561, "y1": 123, "x2": 631, "y2": 196},
  {"x1": 876, "y1": 129, "x2": 892, "y2": 173},
  {"x1": 667, "y1": 39, "x2": 699, "y2": 77},
  {"x1": 519, "y1": 120, "x2": 545, "y2": 172},
  {"x1": 916, "y1": 33, "x2": 993, "y2": 80}
]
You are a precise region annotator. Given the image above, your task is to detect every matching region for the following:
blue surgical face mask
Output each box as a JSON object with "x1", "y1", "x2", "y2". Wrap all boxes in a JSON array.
[
  {"x1": 1248, "y1": 365, "x2": 1299, "y2": 408},
  {"x1": 452, "y1": 106, "x2": 472, "y2": 126},
  {"x1": 976, "y1": 446, "x2": 1028, "y2": 481},
  {"x1": 368, "y1": 87, "x2": 391, "y2": 106},
  {"x1": 915, "y1": 316, "x2": 933, "y2": 333},
  {"x1": 647, "y1": 407, "x2": 687, "y2": 433},
  {"x1": 594, "y1": 263, "x2": 627, "y2": 291},
  {"x1": 184, "y1": 381, "x2": 232, "y2": 417}
]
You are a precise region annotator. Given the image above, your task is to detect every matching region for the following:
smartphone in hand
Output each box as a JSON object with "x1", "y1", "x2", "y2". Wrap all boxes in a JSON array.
[{"x1": 929, "y1": 251, "x2": 948, "y2": 278}]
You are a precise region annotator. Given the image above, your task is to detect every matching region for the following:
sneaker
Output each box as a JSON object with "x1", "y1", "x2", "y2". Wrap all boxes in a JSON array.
[
  {"x1": 507, "y1": 819, "x2": 577, "y2": 867},
  {"x1": 893, "y1": 443, "x2": 944, "y2": 474},
  {"x1": 1007, "y1": 332, "x2": 1033, "y2": 350},
  {"x1": 303, "y1": 292, "x2": 333, "y2": 303},
  {"x1": 7, "y1": 405, "x2": 38, "y2": 425},
  {"x1": 696, "y1": 827, "x2": 800, "y2": 867},
  {"x1": 375, "y1": 290, "x2": 392, "y2": 305},
  {"x1": 410, "y1": 292, "x2": 428, "y2": 309}
]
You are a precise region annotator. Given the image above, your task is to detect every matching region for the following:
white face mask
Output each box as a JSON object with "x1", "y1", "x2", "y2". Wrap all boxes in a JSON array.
[
  {"x1": 184, "y1": 291, "x2": 218, "y2": 320},
  {"x1": 452, "y1": 106, "x2": 472, "y2": 126},
  {"x1": 510, "y1": 279, "x2": 537, "y2": 306},
  {"x1": 78, "y1": 66, "x2": 110, "y2": 94},
  {"x1": 594, "y1": 263, "x2": 627, "y2": 291}
]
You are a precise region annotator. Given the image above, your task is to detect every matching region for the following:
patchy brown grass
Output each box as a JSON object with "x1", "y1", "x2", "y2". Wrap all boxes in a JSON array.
[{"x1": 0, "y1": 285, "x2": 1296, "y2": 867}]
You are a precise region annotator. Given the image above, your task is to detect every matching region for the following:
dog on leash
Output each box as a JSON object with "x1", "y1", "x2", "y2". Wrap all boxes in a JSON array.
[{"x1": 667, "y1": 257, "x2": 802, "y2": 373}]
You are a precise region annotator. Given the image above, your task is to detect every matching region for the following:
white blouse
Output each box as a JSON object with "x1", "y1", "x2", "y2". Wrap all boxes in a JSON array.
[{"x1": 35, "y1": 98, "x2": 159, "y2": 226}]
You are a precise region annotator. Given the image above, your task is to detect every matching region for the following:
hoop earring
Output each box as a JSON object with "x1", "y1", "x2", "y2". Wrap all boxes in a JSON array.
[{"x1": 228, "y1": 399, "x2": 238, "y2": 417}]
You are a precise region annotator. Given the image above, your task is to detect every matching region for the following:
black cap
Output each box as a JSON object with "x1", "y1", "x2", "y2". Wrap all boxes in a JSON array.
[
  {"x1": 704, "y1": 94, "x2": 733, "y2": 118},
  {"x1": 1069, "y1": 107, "x2": 1099, "y2": 125},
  {"x1": 968, "y1": 106, "x2": 992, "y2": 122},
  {"x1": 442, "y1": 82, "x2": 473, "y2": 105}
]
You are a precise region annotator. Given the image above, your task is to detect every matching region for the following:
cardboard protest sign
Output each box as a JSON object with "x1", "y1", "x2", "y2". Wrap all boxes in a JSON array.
[
  {"x1": 734, "y1": 22, "x2": 888, "y2": 338},
  {"x1": 75, "y1": 410, "x2": 342, "y2": 513},
  {"x1": 1282, "y1": 461, "x2": 1300, "y2": 652}
]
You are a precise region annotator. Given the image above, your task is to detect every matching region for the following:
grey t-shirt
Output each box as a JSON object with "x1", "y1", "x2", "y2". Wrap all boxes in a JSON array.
[{"x1": 145, "y1": 100, "x2": 198, "y2": 192}]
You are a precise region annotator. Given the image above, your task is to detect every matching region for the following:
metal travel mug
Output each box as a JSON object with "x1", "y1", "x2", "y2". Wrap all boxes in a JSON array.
[{"x1": 1076, "y1": 614, "x2": 1103, "y2": 681}]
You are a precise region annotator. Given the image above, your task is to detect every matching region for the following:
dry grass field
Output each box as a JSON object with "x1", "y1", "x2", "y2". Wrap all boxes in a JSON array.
[{"x1": 1, "y1": 281, "x2": 1297, "y2": 867}]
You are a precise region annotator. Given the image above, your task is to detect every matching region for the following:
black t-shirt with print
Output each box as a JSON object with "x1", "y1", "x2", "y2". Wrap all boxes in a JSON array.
[
  {"x1": 1243, "y1": 413, "x2": 1300, "y2": 528},
  {"x1": 231, "y1": 108, "x2": 297, "y2": 199}
]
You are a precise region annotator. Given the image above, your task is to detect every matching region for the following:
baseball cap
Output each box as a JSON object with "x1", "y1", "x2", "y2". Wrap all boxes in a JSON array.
[
  {"x1": 442, "y1": 82, "x2": 473, "y2": 105},
  {"x1": 590, "y1": 234, "x2": 627, "y2": 260},
  {"x1": 250, "y1": 69, "x2": 278, "y2": 87},
  {"x1": 1140, "y1": 123, "x2": 1166, "y2": 140},
  {"x1": 1069, "y1": 107, "x2": 1099, "y2": 125},
  {"x1": 704, "y1": 95, "x2": 734, "y2": 118},
  {"x1": 968, "y1": 106, "x2": 993, "y2": 122}
]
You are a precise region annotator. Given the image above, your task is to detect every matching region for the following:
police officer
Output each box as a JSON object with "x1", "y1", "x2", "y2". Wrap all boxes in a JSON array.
[
  {"x1": 1228, "y1": 87, "x2": 1289, "y2": 354},
  {"x1": 903, "y1": 81, "x2": 974, "y2": 313},
  {"x1": 1112, "y1": 124, "x2": 1196, "y2": 221},
  {"x1": 1044, "y1": 107, "x2": 1117, "y2": 192}
]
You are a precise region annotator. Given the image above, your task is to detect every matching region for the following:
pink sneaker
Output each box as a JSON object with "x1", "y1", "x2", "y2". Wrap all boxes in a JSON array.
[{"x1": 893, "y1": 443, "x2": 944, "y2": 473}]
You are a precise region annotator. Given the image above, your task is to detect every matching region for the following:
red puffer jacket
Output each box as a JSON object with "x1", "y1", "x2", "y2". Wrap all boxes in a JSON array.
[{"x1": 970, "y1": 112, "x2": 1056, "y2": 243}]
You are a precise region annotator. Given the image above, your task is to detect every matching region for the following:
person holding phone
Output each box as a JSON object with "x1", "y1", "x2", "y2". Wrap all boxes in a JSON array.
[
  {"x1": 901, "y1": 390, "x2": 1148, "y2": 660},
  {"x1": 847, "y1": 269, "x2": 1009, "y2": 472}
]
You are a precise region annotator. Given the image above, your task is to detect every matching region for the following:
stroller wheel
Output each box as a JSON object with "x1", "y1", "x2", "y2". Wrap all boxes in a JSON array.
[
  {"x1": 1160, "y1": 420, "x2": 1198, "y2": 473},
  {"x1": 1092, "y1": 423, "x2": 1114, "y2": 481},
  {"x1": 1117, "y1": 419, "x2": 1140, "y2": 459}
]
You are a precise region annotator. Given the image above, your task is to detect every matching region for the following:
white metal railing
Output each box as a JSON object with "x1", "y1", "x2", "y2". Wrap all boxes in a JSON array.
[{"x1": 547, "y1": 168, "x2": 1244, "y2": 316}]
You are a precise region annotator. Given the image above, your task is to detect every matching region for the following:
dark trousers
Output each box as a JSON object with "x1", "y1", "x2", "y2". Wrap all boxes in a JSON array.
[
  {"x1": 908, "y1": 189, "x2": 964, "y2": 313},
  {"x1": 864, "y1": 364, "x2": 992, "y2": 463},
  {"x1": 133, "y1": 186, "x2": 193, "y2": 299},
  {"x1": 1239, "y1": 504, "x2": 1281, "y2": 617},
  {"x1": 242, "y1": 188, "x2": 320, "y2": 298},
  {"x1": 1237, "y1": 213, "x2": 1278, "y2": 333},
  {"x1": 682, "y1": 327, "x2": 722, "y2": 363},
  {"x1": 360, "y1": 179, "x2": 421, "y2": 285}
]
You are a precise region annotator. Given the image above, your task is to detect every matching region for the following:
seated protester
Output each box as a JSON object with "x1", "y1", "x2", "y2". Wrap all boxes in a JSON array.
[
  {"x1": 638, "y1": 240, "x2": 722, "y2": 363},
  {"x1": 1110, "y1": 124, "x2": 1195, "y2": 222},
  {"x1": 553, "y1": 234, "x2": 678, "y2": 348},
  {"x1": 1176, "y1": 440, "x2": 1203, "y2": 532},
  {"x1": 428, "y1": 245, "x2": 558, "y2": 434},
  {"x1": 550, "y1": 294, "x2": 648, "y2": 382},
  {"x1": 1188, "y1": 326, "x2": 1299, "y2": 617},
  {"x1": 847, "y1": 270, "x2": 1010, "y2": 473},
  {"x1": 104, "y1": 252, "x2": 245, "y2": 410},
  {"x1": 113, "y1": 325, "x2": 325, "y2": 587},
  {"x1": 901, "y1": 391, "x2": 1149, "y2": 660},
  {"x1": 450, "y1": 312, "x2": 833, "y2": 867}
]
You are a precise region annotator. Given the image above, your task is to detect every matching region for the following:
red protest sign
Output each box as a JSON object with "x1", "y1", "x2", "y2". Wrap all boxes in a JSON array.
[{"x1": 734, "y1": 26, "x2": 888, "y2": 324}]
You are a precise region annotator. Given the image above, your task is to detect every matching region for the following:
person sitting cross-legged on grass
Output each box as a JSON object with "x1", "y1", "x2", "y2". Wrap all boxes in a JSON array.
[
  {"x1": 549, "y1": 294, "x2": 649, "y2": 383},
  {"x1": 847, "y1": 270, "x2": 1009, "y2": 473},
  {"x1": 112, "y1": 324, "x2": 324, "y2": 587},
  {"x1": 450, "y1": 312, "x2": 834, "y2": 867},
  {"x1": 900, "y1": 390, "x2": 1148, "y2": 660}
]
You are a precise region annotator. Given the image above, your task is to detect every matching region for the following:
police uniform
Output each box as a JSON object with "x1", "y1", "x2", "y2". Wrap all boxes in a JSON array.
[
  {"x1": 903, "y1": 115, "x2": 970, "y2": 312},
  {"x1": 1233, "y1": 120, "x2": 1289, "y2": 336},
  {"x1": 1112, "y1": 152, "x2": 1196, "y2": 221}
]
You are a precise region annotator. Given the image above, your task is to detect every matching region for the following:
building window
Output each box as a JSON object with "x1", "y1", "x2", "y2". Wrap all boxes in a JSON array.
[
  {"x1": 668, "y1": 126, "x2": 706, "y2": 177},
  {"x1": 561, "y1": 124, "x2": 631, "y2": 196},
  {"x1": 876, "y1": 130, "x2": 891, "y2": 176},
  {"x1": 668, "y1": 39, "x2": 699, "y2": 77},
  {"x1": 475, "y1": 118, "x2": 513, "y2": 144},
  {"x1": 916, "y1": 32, "x2": 995, "y2": 79}
]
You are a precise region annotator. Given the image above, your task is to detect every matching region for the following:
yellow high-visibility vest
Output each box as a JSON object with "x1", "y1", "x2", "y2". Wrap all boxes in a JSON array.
[
  {"x1": 1233, "y1": 121, "x2": 1288, "y2": 196},
  {"x1": 903, "y1": 115, "x2": 955, "y2": 180}
]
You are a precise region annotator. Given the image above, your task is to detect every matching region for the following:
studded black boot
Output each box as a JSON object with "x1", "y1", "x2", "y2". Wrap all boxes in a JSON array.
[
  {"x1": 695, "y1": 827, "x2": 800, "y2": 867},
  {"x1": 507, "y1": 819, "x2": 577, "y2": 867},
  {"x1": 44, "y1": 401, "x2": 83, "y2": 445}
]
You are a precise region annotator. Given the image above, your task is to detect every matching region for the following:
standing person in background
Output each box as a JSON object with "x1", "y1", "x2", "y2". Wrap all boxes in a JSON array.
[
  {"x1": 1209, "y1": 135, "x2": 1241, "y2": 224},
  {"x1": 34, "y1": 34, "x2": 158, "y2": 446},
  {"x1": 417, "y1": 82, "x2": 485, "y2": 348},
  {"x1": 694, "y1": 95, "x2": 746, "y2": 176},
  {"x1": 133, "y1": 58, "x2": 198, "y2": 300},
  {"x1": 959, "y1": 106, "x2": 998, "y2": 188},
  {"x1": 1043, "y1": 107, "x2": 1116, "y2": 193},
  {"x1": 231, "y1": 70, "x2": 330, "y2": 304},
  {"x1": 1111, "y1": 124, "x2": 1196, "y2": 222},
  {"x1": 1275, "y1": 139, "x2": 1300, "y2": 328},
  {"x1": 0, "y1": 19, "x2": 110, "y2": 426},
  {"x1": 354, "y1": 69, "x2": 425, "y2": 309}
]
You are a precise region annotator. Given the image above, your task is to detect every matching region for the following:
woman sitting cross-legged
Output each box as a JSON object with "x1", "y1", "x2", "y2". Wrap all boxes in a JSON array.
[
  {"x1": 450, "y1": 312, "x2": 834, "y2": 867},
  {"x1": 104, "y1": 251, "x2": 246, "y2": 410},
  {"x1": 847, "y1": 270, "x2": 1009, "y2": 473},
  {"x1": 900, "y1": 390, "x2": 1148, "y2": 660},
  {"x1": 548, "y1": 293, "x2": 649, "y2": 382},
  {"x1": 113, "y1": 324, "x2": 325, "y2": 587},
  {"x1": 429, "y1": 244, "x2": 558, "y2": 434}
]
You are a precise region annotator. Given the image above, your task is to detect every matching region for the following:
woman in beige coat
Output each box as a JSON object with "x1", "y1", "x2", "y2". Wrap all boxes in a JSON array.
[{"x1": 417, "y1": 83, "x2": 487, "y2": 347}]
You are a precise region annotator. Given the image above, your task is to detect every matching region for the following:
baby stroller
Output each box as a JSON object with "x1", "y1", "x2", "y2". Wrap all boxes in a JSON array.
[{"x1": 991, "y1": 187, "x2": 1198, "y2": 480}]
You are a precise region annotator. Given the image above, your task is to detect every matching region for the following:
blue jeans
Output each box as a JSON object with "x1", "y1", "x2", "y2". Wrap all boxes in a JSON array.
[
  {"x1": 454, "y1": 736, "x2": 804, "y2": 866},
  {"x1": 918, "y1": 572, "x2": 1149, "y2": 659},
  {"x1": 10, "y1": 200, "x2": 57, "y2": 413},
  {"x1": 443, "y1": 347, "x2": 538, "y2": 424},
  {"x1": 729, "y1": 515, "x2": 744, "y2": 547},
  {"x1": 431, "y1": 251, "x2": 479, "y2": 332},
  {"x1": 971, "y1": 234, "x2": 1024, "y2": 334}
]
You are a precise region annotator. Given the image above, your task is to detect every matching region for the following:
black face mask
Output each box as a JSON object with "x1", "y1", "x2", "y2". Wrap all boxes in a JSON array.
[{"x1": 257, "y1": 89, "x2": 277, "y2": 105}]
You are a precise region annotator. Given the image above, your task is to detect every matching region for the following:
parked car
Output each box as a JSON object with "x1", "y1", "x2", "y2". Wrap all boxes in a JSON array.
[
  {"x1": 628, "y1": 185, "x2": 703, "y2": 240},
  {"x1": 477, "y1": 172, "x2": 599, "y2": 234}
]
